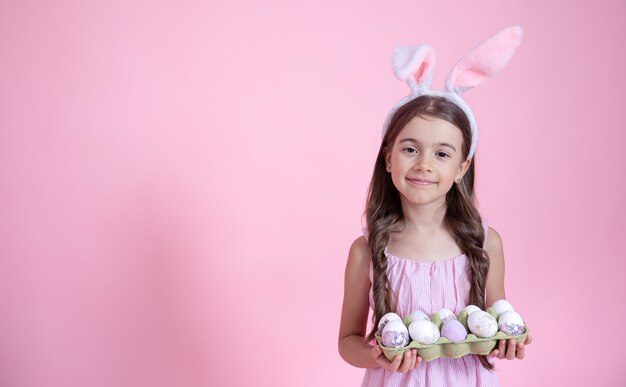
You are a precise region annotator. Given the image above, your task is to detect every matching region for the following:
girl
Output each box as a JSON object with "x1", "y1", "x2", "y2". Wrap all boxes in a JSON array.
[{"x1": 338, "y1": 27, "x2": 532, "y2": 386}]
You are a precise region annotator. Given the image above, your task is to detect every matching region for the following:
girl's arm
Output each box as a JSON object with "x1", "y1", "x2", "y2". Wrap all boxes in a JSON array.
[
  {"x1": 338, "y1": 236, "x2": 420, "y2": 371},
  {"x1": 485, "y1": 226, "x2": 506, "y2": 307},
  {"x1": 338, "y1": 236, "x2": 377, "y2": 368},
  {"x1": 484, "y1": 226, "x2": 532, "y2": 360}
]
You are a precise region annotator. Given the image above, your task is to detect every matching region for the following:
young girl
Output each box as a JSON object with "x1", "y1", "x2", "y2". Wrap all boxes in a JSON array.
[{"x1": 338, "y1": 27, "x2": 532, "y2": 386}]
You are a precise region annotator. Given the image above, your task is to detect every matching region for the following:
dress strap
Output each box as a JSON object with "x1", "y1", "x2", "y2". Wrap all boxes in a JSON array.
[
  {"x1": 482, "y1": 219, "x2": 489, "y2": 249},
  {"x1": 362, "y1": 226, "x2": 369, "y2": 242},
  {"x1": 362, "y1": 227, "x2": 374, "y2": 286}
]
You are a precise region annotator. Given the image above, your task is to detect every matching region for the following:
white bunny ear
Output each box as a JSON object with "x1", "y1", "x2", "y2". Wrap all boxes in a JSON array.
[
  {"x1": 392, "y1": 44, "x2": 436, "y2": 93},
  {"x1": 445, "y1": 26, "x2": 523, "y2": 94}
]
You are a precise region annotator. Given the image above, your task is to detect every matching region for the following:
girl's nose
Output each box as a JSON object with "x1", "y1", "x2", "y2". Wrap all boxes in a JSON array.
[{"x1": 415, "y1": 154, "x2": 432, "y2": 171}]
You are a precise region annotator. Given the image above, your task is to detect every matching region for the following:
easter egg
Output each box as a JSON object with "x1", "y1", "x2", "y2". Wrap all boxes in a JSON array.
[
  {"x1": 468, "y1": 310, "x2": 498, "y2": 338},
  {"x1": 441, "y1": 319, "x2": 468, "y2": 342},
  {"x1": 436, "y1": 308, "x2": 456, "y2": 322},
  {"x1": 381, "y1": 319, "x2": 410, "y2": 348},
  {"x1": 498, "y1": 310, "x2": 526, "y2": 336},
  {"x1": 377, "y1": 312, "x2": 402, "y2": 335},
  {"x1": 491, "y1": 299, "x2": 514, "y2": 317},
  {"x1": 408, "y1": 319, "x2": 440, "y2": 345},
  {"x1": 403, "y1": 310, "x2": 430, "y2": 325},
  {"x1": 463, "y1": 305, "x2": 481, "y2": 315}
]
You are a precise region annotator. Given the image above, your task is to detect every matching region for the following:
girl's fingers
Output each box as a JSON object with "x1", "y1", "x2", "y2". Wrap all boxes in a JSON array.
[
  {"x1": 389, "y1": 355, "x2": 402, "y2": 372},
  {"x1": 414, "y1": 355, "x2": 422, "y2": 369},
  {"x1": 497, "y1": 340, "x2": 507, "y2": 359},
  {"x1": 398, "y1": 350, "x2": 411, "y2": 372},
  {"x1": 525, "y1": 334, "x2": 533, "y2": 345},
  {"x1": 373, "y1": 345, "x2": 393, "y2": 368},
  {"x1": 516, "y1": 342, "x2": 525, "y2": 359},
  {"x1": 372, "y1": 345, "x2": 384, "y2": 361},
  {"x1": 488, "y1": 349, "x2": 499, "y2": 360},
  {"x1": 506, "y1": 339, "x2": 516, "y2": 360},
  {"x1": 409, "y1": 349, "x2": 417, "y2": 370}
]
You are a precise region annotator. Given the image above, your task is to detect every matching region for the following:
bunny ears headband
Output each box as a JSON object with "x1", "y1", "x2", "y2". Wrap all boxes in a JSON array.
[{"x1": 382, "y1": 26, "x2": 524, "y2": 159}]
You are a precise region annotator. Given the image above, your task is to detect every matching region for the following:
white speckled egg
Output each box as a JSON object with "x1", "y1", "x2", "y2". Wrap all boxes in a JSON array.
[
  {"x1": 492, "y1": 299, "x2": 514, "y2": 317},
  {"x1": 463, "y1": 305, "x2": 481, "y2": 315},
  {"x1": 381, "y1": 319, "x2": 410, "y2": 348},
  {"x1": 498, "y1": 310, "x2": 526, "y2": 336},
  {"x1": 377, "y1": 312, "x2": 402, "y2": 335},
  {"x1": 436, "y1": 308, "x2": 456, "y2": 322},
  {"x1": 408, "y1": 320, "x2": 440, "y2": 345},
  {"x1": 468, "y1": 311, "x2": 498, "y2": 338},
  {"x1": 404, "y1": 310, "x2": 430, "y2": 325}
]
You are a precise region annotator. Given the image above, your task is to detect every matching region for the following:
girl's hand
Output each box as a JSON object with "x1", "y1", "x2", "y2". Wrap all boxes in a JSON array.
[
  {"x1": 371, "y1": 344, "x2": 422, "y2": 372},
  {"x1": 489, "y1": 333, "x2": 532, "y2": 360}
]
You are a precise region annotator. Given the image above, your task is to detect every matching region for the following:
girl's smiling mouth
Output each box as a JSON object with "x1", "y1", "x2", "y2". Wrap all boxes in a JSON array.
[{"x1": 407, "y1": 178, "x2": 436, "y2": 185}]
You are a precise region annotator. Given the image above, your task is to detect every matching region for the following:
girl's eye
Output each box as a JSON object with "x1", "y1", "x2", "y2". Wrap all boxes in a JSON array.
[
  {"x1": 436, "y1": 152, "x2": 450, "y2": 158},
  {"x1": 403, "y1": 147, "x2": 418, "y2": 154}
]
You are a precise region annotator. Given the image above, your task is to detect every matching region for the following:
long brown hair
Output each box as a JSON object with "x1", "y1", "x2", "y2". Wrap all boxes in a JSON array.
[{"x1": 365, "y1": 95, "x2": 493, "y2": 370}]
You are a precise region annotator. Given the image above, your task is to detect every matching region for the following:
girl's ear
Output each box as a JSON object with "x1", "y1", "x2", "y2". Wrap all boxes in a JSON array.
[
  {"x1": 457, "y1": 157, "x2": 472, "y2": 179},
  {"x1": 384, "y1": 145, "x2": 394, "y2": 169},
  {"x1": 445, "y1": 26, "x2": 523, "y2": 95}
]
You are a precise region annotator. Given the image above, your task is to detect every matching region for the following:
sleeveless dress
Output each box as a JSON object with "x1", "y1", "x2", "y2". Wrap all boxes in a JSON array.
[{"x1": 361, "y1": 221, "x2": 499, "y2": 387}]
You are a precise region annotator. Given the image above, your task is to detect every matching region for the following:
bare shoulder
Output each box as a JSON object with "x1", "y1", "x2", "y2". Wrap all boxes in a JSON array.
[
  {"x1": 347, "y1": 235, "x2": 372, "y2": 267},
  {"x1": 350, "y1": 235, "x2": 370, "y2": 254},
  {"x1": 485, "y1": 226, "x2": 503, "y2": 254}
]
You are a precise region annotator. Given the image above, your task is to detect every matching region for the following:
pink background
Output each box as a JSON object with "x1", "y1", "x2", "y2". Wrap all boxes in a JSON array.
[{"x1": 1, "y1": 1, "x2": 625, "y2": 386}]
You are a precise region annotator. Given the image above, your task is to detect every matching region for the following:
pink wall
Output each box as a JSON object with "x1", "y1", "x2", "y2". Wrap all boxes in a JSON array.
[{"x1": 1, "y1": 1, "x2": 625, "y2": 386}]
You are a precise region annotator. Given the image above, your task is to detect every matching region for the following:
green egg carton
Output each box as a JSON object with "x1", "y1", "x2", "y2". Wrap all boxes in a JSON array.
[{"x1": 376, "y1": 308, "x2": 529, "y2": 362}]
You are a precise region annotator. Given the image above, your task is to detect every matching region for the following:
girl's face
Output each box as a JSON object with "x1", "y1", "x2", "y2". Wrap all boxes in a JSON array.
[{"x1": 385, "y1": 115, "x2": 471, "y2": 208}]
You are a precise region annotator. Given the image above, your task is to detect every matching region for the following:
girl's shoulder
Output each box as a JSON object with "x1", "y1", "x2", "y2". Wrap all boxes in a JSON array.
[
  {"x1": 349, "y1": 235, "x2": 371, "y2": 262},
  {"x1": 344, "y1": 236, "x2": 373, "y2": 286},
  {"x1": 484, "y1": 225, "x2": 503, "y2": 253}
]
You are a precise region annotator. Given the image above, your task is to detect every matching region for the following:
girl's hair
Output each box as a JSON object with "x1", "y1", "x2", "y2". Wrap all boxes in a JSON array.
[{"x1": 365, "y1": 95, "x2": 493, "y2": 370}]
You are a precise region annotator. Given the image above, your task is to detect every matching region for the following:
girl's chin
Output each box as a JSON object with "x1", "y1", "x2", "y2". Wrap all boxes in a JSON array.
[{"x1": 399, "y1": 195, "x2": 447, "y2": 206}]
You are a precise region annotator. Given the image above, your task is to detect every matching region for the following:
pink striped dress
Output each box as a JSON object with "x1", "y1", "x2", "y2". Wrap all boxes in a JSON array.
[{"x1": 362, "y1": 221, "x2": 499, "y2": 387}]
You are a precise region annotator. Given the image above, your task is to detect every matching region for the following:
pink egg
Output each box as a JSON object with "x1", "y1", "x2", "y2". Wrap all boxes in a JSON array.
[{"x1": 441, "y1": 319, "x2": 467, "y2": 342}]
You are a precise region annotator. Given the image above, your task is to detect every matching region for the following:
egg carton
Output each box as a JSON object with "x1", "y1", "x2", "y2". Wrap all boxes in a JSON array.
[{"x1": 375, "y1": 307, "x2": 529, "y2": 362}]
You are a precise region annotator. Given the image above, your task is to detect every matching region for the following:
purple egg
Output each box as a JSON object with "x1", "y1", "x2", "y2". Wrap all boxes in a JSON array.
[{"x1": 441, "y1": 319, "x2": 467, "y2": 342}]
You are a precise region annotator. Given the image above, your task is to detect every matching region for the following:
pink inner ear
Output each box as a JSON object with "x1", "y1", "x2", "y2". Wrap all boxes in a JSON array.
[
  {"x1": 453, "y1": 65, "x2": 490, "y2": 88},
  {"x1": 447, "y1": 26, "x2": 523, "y2": 93},
  {"x1": 413, "y1": 50, "x2": 434, "y2": 85}
]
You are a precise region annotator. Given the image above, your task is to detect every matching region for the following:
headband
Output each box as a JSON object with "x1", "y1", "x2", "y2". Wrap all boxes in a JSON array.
[{"x1": 382, "y1": 26, "x2": 524, "y2": 159}]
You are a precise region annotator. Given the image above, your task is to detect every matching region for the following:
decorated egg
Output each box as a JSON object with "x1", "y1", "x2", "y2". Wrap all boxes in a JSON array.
[
  {"x1": 498, "y1": 310, "x2": 526, "y2": 336},
  {"x1": 463, "y1": 305, "x2": 481, "y2": 315},
  {"x1": 436, "y1": 308, "x2": 456, "y2": 322},
  {"x1": 381, "y1": 319, "x2": 410, "y2": 348},
  {"x1": 468, "y1": 310, "x2": 498, "y2": 338},
  {"x1": 441, "y1": 319, "x2": 467, "y2": 342},
  {"x1": 377, "y1": 312, "x2": 402, "y2": 335},
  {"x1": 408, "y1": 320, "x2": 440, "y2": 345},
  {"x1": 403, "y1": 310, "x2": 430, "y2": 325},
  {"x1": 492, "y1": 299, "x2": 514, "y2": 317}
]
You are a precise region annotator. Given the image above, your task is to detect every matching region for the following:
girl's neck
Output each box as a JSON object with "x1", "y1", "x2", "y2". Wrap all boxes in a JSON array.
[{"x1": 400, "y1": 199, "x2": 447, "y2": 234}]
